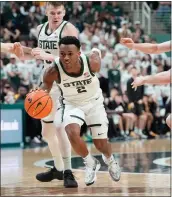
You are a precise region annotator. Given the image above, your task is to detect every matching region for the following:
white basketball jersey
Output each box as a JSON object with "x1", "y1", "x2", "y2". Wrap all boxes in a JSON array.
[
  {"x1": 37, "y1": 20, "x2": 68, "y2": 94},
  {"x1": 38, "y1": 20, "x2": 68, "y2": 69},
  {"x1": 54, "y1": 54, "x2": 102, "y2": 105}
]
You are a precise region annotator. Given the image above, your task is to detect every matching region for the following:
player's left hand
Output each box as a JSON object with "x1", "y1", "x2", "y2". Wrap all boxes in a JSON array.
[
  {"x1": 31, "y1": 48, "x2": 54, "y2": 61},
  {"x1": 31, "y1": 48, "x2": 47, "y2": 60},
  {"x1": 120, "y1": 38, "x2": 134, "y2": 49},
  {"x1": 131, "y1": 76, "x2": 145, "y2": 90}
]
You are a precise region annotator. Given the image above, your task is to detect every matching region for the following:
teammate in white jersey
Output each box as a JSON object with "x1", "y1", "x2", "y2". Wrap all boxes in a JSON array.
[
  {"x1": 22, "y1": 2, "x2": 78, "y2": 188},
  {"x1": 39, "y1": 36, "x2": 121, "y2": 186}
]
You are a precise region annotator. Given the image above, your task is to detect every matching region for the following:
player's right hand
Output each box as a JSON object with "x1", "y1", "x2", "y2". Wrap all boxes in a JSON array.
[
  {"x1": 131, "y1": 76, "x2": 145, "y2": 90},
  {"x1": 120, "y1": 38, "x2": 134, "y2": 49},
  {"x1": 27, "y1": 88, "x2": 47, "y2": 97}
]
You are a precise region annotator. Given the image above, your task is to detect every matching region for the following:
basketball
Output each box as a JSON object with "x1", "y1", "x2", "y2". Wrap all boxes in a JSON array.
[{"x1": 24, "y1": 89, "x2": 53, "y2": 119}]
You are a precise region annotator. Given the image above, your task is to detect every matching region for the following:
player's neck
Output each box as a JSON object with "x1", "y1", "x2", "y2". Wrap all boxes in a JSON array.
[{"x1": 48, "y1": 21, "x2": 63, "y2": 32}]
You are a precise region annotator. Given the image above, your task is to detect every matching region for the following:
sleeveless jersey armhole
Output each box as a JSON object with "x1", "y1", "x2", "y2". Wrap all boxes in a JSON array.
[
  {"x1": 37, "y1": 23, "x2": 46, "y2": 38},
  {"x1": 59, "y1": 22, "x2": 68, "y2": 40},
  {"x1": 86, "y1": 55, "x2": 95, "y2": 77}
]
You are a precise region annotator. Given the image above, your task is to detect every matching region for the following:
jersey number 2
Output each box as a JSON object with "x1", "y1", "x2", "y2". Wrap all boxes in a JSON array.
[{"x1": 77, "y1": 86, "x2": 87, "y2": 93}]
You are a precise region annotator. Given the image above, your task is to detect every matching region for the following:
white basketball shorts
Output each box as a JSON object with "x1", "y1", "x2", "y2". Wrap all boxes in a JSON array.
[{"x1": 54, "y1": 94, "x2": 109, "y2": 139}]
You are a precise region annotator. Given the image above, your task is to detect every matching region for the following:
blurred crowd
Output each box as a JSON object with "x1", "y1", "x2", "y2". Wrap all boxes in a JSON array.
[{"x1": 0, "y1": 2, "x2": 171, "y2": 145}]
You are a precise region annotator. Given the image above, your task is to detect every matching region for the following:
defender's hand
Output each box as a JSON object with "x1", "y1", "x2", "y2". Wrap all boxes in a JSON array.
[
  {"x1": 120, "y1": 38, "x2": 134, "y2": 49},
  {"x1": 131, "y1": 76, "x2": 145, "y2": 90}
]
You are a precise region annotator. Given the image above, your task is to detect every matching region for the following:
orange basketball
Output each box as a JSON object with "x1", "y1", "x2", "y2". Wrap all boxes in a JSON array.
[{"x1": 24, "y1": 89, "x2": 53, "y2": 119}]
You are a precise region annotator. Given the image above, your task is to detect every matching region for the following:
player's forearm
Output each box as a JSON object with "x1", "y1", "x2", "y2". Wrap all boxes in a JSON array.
[
  {"x1": 1, "y1": 43, "x2": 13, "y2": 53},
  {"x1": 40, "y1": 82, "x2": 52, "y2": 93},
  {"x1": 132, "y1": 43, "x2": 158, "y2": 54},
  {"x1": 144, "y1": 71, "x2": 170, "y2": 85},
  {"x1": 21, "y1": 46, "x2": 35, "y2": 59}
]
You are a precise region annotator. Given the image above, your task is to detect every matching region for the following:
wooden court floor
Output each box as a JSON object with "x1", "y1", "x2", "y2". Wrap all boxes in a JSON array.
[{"x1": 1, "y1": 138, "x2": 171, "y2": 196}]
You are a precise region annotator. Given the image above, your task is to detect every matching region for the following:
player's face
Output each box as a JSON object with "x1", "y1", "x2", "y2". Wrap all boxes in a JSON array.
[
  {"x1": 46, "y1": 5, "x2": 65, "y2": 27},
  {"x1": 59, "y1": 44, "x2": 81, "y2": 68}
]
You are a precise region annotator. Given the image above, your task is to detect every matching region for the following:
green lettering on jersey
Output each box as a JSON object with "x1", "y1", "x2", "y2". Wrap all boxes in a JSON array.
[
  {"x1": 63, "y1": 78, "x2": 92, "y2": 88},
  {"x1": 38, "y1": 40, "x2": 58, "y2": 50}
]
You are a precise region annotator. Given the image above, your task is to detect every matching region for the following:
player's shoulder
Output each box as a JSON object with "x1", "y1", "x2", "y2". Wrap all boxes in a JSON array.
[
  {"x1": 37, "y1": 22, "x2": 47, "y2": 31},
  {"x1": 37, "y1": 22, "x2": 48, "y2": 36},
  {"x1": 62, "y1": 22, "x2": 79, "y2": 38}
]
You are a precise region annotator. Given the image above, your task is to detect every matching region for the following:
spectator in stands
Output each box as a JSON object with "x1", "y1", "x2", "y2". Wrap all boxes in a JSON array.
[
  {"x1": 30, "y1": 59, "x2": 44, "y2": 89},
  {"x1": 15, "y1": 85, "x2": 28, "y2": 103},
  {"x1": 133, "y1": 21, "x2": 144, "y2": 37},
  {"x1": 0, "y1": 83, "x2": 15, "y2": 104},
  {"x1": 118, "y1": 20, "x2": 132, "y2": 39},
  {"x1": 3, "y1": 20, "x2": 20, "y2": 42},
  {"x1": 110, "y1": 2, "x2": 123, "y2": 17},
  {"x1": 0, "y1": 60, "x2": 8, "y2": 86},
  {"x1": 122, "y1": 93, "x2": 138, "y2": 138},
  {"x1": 6, "y1": 54, "x2": 22, "y2": 92},
  {"x1": 127, "y1": 67, "x2": 147, "y2": 138},
  {"x1": 108, "y1": 53, "x2": 121, "y2": 90}
]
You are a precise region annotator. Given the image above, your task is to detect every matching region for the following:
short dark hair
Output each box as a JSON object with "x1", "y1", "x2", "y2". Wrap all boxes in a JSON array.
[
  {"x1": 59, "y1": 36, "x2": 81, "y2": 49},
  {"x1": 46, "y1": 1, "x2": 66, "y2": 8}
]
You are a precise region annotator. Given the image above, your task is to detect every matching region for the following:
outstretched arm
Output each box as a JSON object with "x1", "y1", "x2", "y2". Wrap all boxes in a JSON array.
[
  {"x1": 120, "y1": 38, "x2": 171, "y2": 54},
  {"x1": 131, "y1": 69, "x2": 171, "y2": 89},
  {"x1": 40, "y1": 65, "x2": 59, "y2": 93},
  {"x1": 143, "y1": 70, "x2": 171, "y2": 84}
]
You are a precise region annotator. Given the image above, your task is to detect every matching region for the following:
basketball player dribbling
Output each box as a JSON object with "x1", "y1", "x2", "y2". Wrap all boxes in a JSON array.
[
  {"x1": 39, "y1": 36, "x2": 121, "y2": 186},
  {"x1": 21, "y1": 2, "x2": 78, "y2": 188},
  {"x1": 120, "y1": 38, "x2": 171, "y2": 128}
]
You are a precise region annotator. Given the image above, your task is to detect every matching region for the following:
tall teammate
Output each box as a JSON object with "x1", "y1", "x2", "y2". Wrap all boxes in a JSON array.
[
  {"x1": 22, "y1": 2, "x2": 78, "y2": 188},
  {"x1": 120, "y1": 38, "x2": 171, "y2": 128},
  {"x1": 38, "y1": 36, "x2": 121, "y2": 186}
]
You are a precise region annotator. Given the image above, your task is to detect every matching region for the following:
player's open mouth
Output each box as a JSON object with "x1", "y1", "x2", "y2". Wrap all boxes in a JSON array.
[{"x1": 65, "y1": 61, "x2": 70, "y2": 64}]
